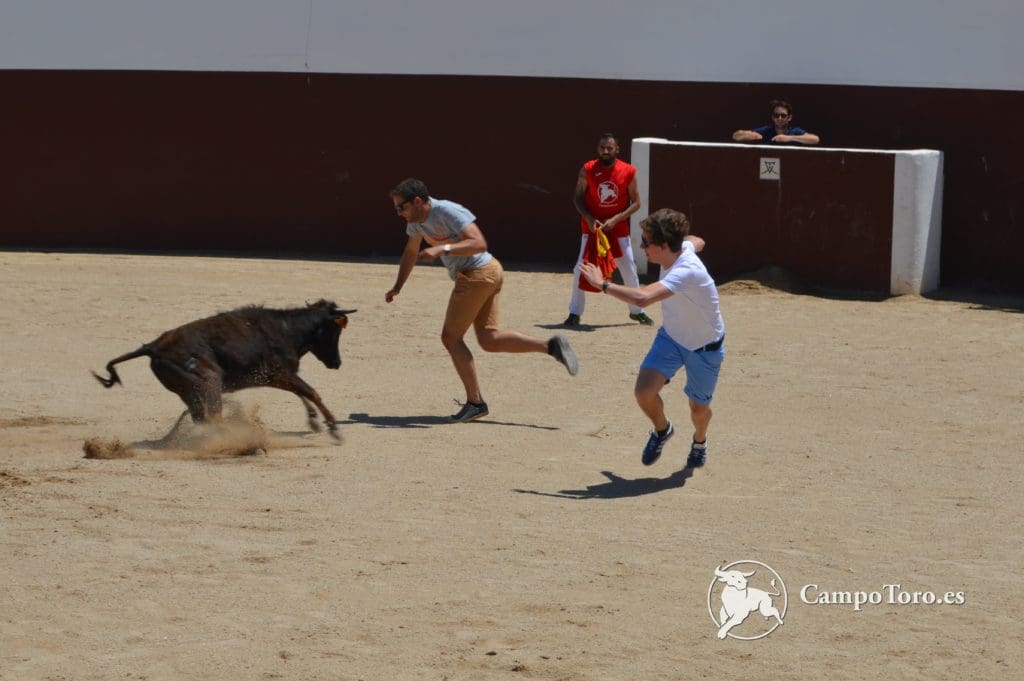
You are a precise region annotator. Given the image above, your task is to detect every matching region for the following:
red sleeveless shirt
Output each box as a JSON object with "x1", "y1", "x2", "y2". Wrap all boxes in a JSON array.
[{"x1": 580, "y1": 158, "x2": 636, "y2": 239}]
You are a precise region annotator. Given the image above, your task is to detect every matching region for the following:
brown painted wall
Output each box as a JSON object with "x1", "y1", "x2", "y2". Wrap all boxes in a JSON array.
[
  {"x1": 2, "y1": 71, "x2": 1021, "y2": 292},
  {"x1": 650, "y1": 145, "x2": 895, "y2": 292}
]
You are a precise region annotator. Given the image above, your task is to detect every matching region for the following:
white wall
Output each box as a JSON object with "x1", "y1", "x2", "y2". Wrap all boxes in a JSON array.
[{"x1": 2, "y1": 1, "x2": 1022, "y2": 91}]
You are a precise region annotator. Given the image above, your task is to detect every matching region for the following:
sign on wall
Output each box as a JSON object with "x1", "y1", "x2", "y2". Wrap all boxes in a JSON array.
[{"x1": 760, "y1": 157, "x2": 781, "y2": 181}]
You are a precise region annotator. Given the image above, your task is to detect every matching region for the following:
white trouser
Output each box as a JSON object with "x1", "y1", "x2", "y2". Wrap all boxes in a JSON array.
[{"x1": 568, "y1": 233, "x2": 642, "y2": 316}]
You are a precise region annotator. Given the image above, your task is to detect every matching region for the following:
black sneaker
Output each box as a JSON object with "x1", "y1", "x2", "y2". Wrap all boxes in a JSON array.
[
  {"x1": 642, "y1": 422, "x2": 675, "y2": 465},
  {"x1": 547, "y1": 334, "x2": 579, "y2": 376},
  {"x1": 687, "y1": 439, "x2": 707, "y2": 467},
  {"x1": 630, "y1": 311, "x2": 655, "y2": 325},
  {"x1": 450, "y1": 401, "x2": 489, "y2": 423},
  {"x1": 563, "y1": 313, "x2": 581, "y2": 327}
]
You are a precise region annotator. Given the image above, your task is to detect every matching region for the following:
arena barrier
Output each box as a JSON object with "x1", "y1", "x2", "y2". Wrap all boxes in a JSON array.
[{"x1": 630, "y1": 138, "x2": 943, "y2": 295}]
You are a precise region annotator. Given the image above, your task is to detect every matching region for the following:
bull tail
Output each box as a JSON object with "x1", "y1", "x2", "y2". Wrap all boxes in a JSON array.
[{"x1": 91, "y1": 346, "x2": 152, "y2": 388}]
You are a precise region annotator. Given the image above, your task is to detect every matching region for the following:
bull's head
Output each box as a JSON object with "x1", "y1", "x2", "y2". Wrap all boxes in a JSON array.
[
  {"x1": 715, "y1": 567, "x2": 756, "y2": 590},
  {"x1": 309, "y1": 300, "x2": 357, "y2": 370}
]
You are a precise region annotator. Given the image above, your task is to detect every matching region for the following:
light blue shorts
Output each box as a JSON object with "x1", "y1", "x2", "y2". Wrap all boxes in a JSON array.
[{"x1": 640, "y1": 327, "x2": 725, "y2": 405}]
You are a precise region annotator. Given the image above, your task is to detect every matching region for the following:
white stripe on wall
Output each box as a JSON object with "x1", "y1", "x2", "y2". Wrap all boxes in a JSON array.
[{"x1": 2, "y1": 1, "x2": 1022, "y2": 91}]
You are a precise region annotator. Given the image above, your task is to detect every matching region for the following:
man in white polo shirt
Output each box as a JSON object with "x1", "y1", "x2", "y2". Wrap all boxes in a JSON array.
[{"x1": 580, "y1": 208, "x2": 724, "y2": 468}]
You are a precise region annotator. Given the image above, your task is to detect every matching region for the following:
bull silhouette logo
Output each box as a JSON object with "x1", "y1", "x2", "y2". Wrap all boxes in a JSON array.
[
  {"x1": 597, "y1": 181, "x2": 619, "y2": 205},
  {"x1": 707, "y1": 560, "x2": 788, "y2": 640}
]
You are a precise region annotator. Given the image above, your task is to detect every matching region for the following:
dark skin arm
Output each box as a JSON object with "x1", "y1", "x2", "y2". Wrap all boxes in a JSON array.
[{"x1": 573, "y1": 167, "x2": 599, "y2": 233}]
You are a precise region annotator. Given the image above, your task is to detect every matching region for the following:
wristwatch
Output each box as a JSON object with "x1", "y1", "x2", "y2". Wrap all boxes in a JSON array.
[
  {"x1": 442, "y1": 244, "x2": 452, "y2": 254},
  {"x1": 601, "y1": 280, "x2": 611, "y2": 293}
]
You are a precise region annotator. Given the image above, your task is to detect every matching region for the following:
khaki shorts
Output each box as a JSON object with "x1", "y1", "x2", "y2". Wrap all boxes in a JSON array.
[{"x1": 443, "y1": 258, "x2": 503, "y2": 334}]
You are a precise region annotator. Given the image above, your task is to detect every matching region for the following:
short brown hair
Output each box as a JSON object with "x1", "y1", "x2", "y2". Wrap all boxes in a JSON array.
[
  {"x1": 769, "y1": 99, "x2": 793, "y2": 116},
  {"x1": 391, "y1": 178, "x2": 430, "y2": 202},
  {"x1": 641, "y1": 208, "x2": 690, "y2": 252}
]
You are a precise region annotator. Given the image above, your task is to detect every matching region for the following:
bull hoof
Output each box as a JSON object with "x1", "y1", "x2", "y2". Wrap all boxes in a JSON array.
[
  {"x1": 328, "y1": 422, "x2": 341, "y2": 440},
  {"x1": 308, "y1": 417, "x2": 322, "y2": 432}
]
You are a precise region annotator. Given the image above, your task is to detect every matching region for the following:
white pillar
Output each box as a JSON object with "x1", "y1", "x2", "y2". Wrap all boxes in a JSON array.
[
  {"x1": 629, "y1": 137, "x2": 663, "y2": 275},
  {"x1": 891, "y1": 150, "x2": 943, "y2": 294}
]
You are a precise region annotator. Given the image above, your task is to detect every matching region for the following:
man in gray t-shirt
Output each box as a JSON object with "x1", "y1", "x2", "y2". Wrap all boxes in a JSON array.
[
  {"x1": 402, "y1": 197, "x2": 493, "y2": 280},
  {"x1": 385, "y1": 178, "x2": 579, "y2": 422}
]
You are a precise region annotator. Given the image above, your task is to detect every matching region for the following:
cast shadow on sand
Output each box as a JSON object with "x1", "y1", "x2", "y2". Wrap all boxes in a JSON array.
[
  {"x1": 345, "y1": 412, "x2": 558, "y2": 431},
  {"x1": 514, "y1": 467, "x2": 693, "y2": 500},
  {"x1": 533, "y1": 322, "x2": 636, "y2": 333}
]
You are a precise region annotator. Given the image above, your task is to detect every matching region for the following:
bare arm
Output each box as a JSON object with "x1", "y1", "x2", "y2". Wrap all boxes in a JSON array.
[
  {"x1": 579, "y1": 262, "x2": 674, "y2": 308},
  {"x1": 685, "y1": 235, "x2": 705, "y2": 252},
  {"x1": 385, "y1": 233, "x2": 423, "y2": 302},
  {"x1": 417, "y1": 222, "x2": 488, "y2": 263},
  {"x1": 772, "y1": 132, "x2": 820, "y2": 145},
  {"x1": 572, "y1": 167, "x2": 597, "y2": 232},
  {"x1": 733, "y1": 130, "x2": 764, "y2": 142},
  {"x1": 606, "y1": 280, "x2": 673, "y2": 308}
]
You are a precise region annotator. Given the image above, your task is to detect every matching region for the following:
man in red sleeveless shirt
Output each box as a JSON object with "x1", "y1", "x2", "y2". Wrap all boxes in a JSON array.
[{"x1": 565, "y1": 133, "x2": 653, "y2": 327}]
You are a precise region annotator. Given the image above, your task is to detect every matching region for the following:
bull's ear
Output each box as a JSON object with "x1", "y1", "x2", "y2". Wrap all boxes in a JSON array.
[{"x1": 334, "y1": 315, "x2": 349, "y2": 329}]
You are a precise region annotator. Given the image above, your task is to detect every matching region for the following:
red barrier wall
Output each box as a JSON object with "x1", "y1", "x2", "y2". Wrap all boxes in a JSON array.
[
  {"x1": 2, "y1": 71, "x2": 1021, "y2": 292},
  {"x1": 648, "y1": 145, "x2": 896, "y2": 292}
]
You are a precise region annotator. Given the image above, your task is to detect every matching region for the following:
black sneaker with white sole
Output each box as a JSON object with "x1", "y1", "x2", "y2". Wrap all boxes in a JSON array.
[
  {"x1": 630, "y1": 311, "x2": 655, "y2": 325},
  {"x1": 450, "y1": 401, "x2": 489, "y2": 423}
]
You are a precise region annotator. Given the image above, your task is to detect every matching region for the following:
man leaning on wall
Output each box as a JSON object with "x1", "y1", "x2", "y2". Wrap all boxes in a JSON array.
[{"x1": 733, "y1": 99, "x2": 820, "y2": 145}]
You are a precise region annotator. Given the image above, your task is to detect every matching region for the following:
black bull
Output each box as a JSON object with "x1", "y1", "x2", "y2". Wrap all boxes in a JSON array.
[{"x1": 92, "y1": 300, "x2": 356, "y2": 438}]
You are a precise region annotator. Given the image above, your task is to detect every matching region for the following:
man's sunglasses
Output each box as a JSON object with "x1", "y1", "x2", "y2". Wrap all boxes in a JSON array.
[{"x1": 772, "y1": 112, "x2": 791, "y2": 119}]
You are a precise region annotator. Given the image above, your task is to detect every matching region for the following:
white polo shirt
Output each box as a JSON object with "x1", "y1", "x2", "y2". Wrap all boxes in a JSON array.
[{"x1": 658, "y1": 242, "x2": 725, "y2": 351}]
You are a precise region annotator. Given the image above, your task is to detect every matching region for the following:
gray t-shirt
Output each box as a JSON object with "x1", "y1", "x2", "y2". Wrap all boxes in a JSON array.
[{"x1": 405, "y1": 197, "x2": 494, "y2": 279}]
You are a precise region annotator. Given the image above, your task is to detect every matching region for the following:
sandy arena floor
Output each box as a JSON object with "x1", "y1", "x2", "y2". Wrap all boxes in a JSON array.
[{"x1": 1, "y1": 251, "x2": 1022, "y2": 680}]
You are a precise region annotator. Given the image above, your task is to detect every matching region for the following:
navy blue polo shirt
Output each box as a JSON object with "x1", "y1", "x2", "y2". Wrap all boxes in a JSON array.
[{"x1": 753, "y1": 124, "x2": 808, "y2": 144}]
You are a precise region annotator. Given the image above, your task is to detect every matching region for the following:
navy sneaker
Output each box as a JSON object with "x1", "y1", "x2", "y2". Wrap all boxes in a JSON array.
[
  {"x1": 548, "y1": 334, "x2": 579, "y2": 376},
  {"x1": 563, "y1": 313, "x2": 581, "y2": 327},
  {"x1": 642, "y1": 422, "x2": 675, "y2": 465},
  {"x1": 687, "y1": 439, "x2": 707, "y2": 468},
  {"x1": 630, "y1": 311, "x2": 655, "y2": 325},
  {"x1": 450, "y1": 401, "x2": 489, "y2": 423}
]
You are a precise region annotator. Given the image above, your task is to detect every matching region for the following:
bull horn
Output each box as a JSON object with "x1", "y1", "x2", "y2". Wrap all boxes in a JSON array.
[
  {"x1": 331, "y1": 308, "x2": 358, "y2": 315},
  {"x1": 714, "y1": 567, "x2": 729, "y2": 578},
  {"x1": 742, "y1": 569, "x2": 756, "y2": 577}
]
